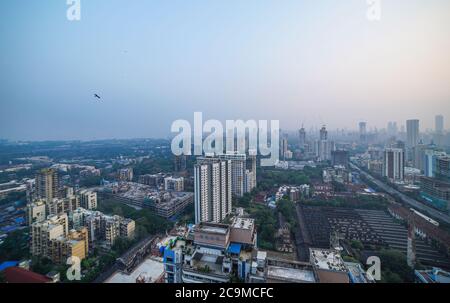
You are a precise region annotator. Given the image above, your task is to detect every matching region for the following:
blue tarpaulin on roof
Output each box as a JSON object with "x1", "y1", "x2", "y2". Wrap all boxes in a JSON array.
[
  {"x1": 14, "y1": 217, "x2": 25, "y2": 224},
  {"x1": 228, "y1": 243, "x2": 242, "y2": 254},
  {"x1": 1, "y1": 226, "x2": 18, "y2": 233},
  {"x1": 0, "y1": 261, "x2": 19, "y2": 272}
]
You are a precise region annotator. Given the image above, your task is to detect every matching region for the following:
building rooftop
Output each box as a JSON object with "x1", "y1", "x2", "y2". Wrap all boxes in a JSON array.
[
  {"x1": 105, "y1": 258, "x2": 164, "y2": 283},
  {"x1": 267, "y1": 265, "x2": 316, "y2": 283},
  {"x1": 231, "y1": 217, "x2": 254, "y2": 230},
  {"x1": 310, "y1": 248, "x2": 347, "y2": 272},
  {"x1": 196, "y1": 223, "x2": 229, "y2": 235},
  {"x1": 186, "y1": 251, "x2": 229, "y2": 277},
  {"x1": 257, "y1": 251, "x2": 267, "y2": 261},
  {"x1": 4, "y1": 267, "x2": 53, "y2": 283}
]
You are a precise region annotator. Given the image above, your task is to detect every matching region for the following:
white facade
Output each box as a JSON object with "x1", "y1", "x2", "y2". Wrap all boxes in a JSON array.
[
  {"x1": 219, "y1": 153, "x2": 246, "y2": 197},
  {"x1": 194, "y1": 157, "x2": 232, "y2": 224},
  {"x1": 78, "y1": 190, "x2": 97, "y2": 210},
  {"x1": 383, "y1": 148, "x2": 405, "y2": 181}
]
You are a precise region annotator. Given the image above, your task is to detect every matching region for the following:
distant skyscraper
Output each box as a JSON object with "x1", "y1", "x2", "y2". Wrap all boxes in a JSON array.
[
  {"x1": 299, "y1": 126, "x2": 306, "y2": 150},
  {"x1": 315, "y1": 126, "x2": 334, "y2": 162},
  {"x1": 35, "y1": 168, "x2": 59, "y2": 201},
  {"x1": 320, "y1": 125, "x2": 328, "y2": 140},
  {"x1": 406, "y1": 119, "x2": 420, "y2": 148},
  {"x1": 281, "y1": 136, "x2": 289, "y2": 160},
  {"x1": 194, "y1": 156, "x2": 232, "y2": 224},
  {"x1": 387, "y1": 122, "x2": 398, "y2": 137},
  {"x1": 359, "y1": 122, "x2": 367, "y2": 143},
  {"x1": 435, "y1": 115, "x2": 444, "y2": 133},
  {"x1": 248, "y1": 150, "x2": 257, "y2": 189},
  {"x1": 383, "y1": 148, "x2": 405, "y2": 181}
]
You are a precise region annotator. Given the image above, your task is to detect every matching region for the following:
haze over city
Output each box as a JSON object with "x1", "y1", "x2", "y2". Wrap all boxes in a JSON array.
[
  {"x1": 2, "y1": 0, "x2": 450, "y2": 289},
  {"x1": 1, "y1": 0, "x2": 450, "y2": 141}
]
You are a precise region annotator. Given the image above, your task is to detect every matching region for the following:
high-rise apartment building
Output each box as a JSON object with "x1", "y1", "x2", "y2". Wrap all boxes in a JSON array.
[
  {"x1": 248, "y1": 152, "x2": 257, "y2": 189},
  {"x1": 359, "y1": 122, "x2": 367, "y2": 143},
  {"x1": 281, "y1": 137, "x2": 289, "y2": 160},
  {"x1": 412, "y1": 142, "x2": 426, "y2": 171},
  {"x1": 299, "y1": 127, "x2": 306, "y2": 150},
  {"x1": 244, "y1": 170, "x2": 256, "y2": 194},
  {"x1": 406, "y1": 119, "x2": 420, "y2": 148},
  {"x1": 26, "y1": 200, "x2": 47, "y2": 225},
  {"x1": 315, "y1": 126, "x2": 334, "y2": 162},
  {"x1": 31, "y1": 213, "x2": 69, "y2": 258},
  {"x1": 35, "y1": 168, "x2": 59, "y2": 201},
  {"x1": 320, "y1": 125, "x2": 328, "y2": 140},
  {"x1": 47, "y1": 196, "x2": 80, "y2": 217},
  {"x1": 78, "y1": 190, "x2": 97, "y2": 210},
  {"x1": 422, "y1": 149, "x2": 436, "y2": 178},
  {"x1": 436, "y1": 115, "x2": 444, "y2": 134},
  {"x1": 49, "y1": 228, "x2": 89, "y2": 264},
  {"x1": 383, "y1": 148, "x2": 405, "y2": 181},
  {"x1": 194, "y1": 156, "x2": 232, "y2": 224},
  {"x1": 219, "y1": 153, "x2": 246, "y2": 198},
  {"x1": 387, "y1": 122, "x2": 398, "y2": 137},
  {"x1": 174, "y1": 155, "x2": 187, "y2": 172}
]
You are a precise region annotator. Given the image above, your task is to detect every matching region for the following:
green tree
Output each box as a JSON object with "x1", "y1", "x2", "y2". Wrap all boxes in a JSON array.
[
  {"x1": 378, "y1": 249, "x2": 414, "y2": 283},
  {"x1": 0, "y1": 229, "x2": 30, "y2": 261}
]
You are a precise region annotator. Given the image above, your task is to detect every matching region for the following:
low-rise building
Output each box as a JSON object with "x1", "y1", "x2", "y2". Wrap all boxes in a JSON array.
[
  {"x1": 164, "y1": 177, "x2": 184, "y2": 192},
  {"x1": 310, "y1": 248, "x2": 349, "y2": 283}
]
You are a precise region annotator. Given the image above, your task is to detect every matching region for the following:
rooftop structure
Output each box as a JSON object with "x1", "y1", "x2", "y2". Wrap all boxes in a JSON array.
[
  {"x1": 310, "y1": 248, "x2": 347, "y2": 272},
  {"x1": 265, "y1": 259, "x2": 316, "y2": 283},
  {"x1": 193, "y1": 222, "x2": 230, "y2": 250},
  {"x1": 105, "y1": 258, "x2": 164, "y2": 283},
  {"x1": 229, "y1": 217, "x2": 256, "y2": 246}
]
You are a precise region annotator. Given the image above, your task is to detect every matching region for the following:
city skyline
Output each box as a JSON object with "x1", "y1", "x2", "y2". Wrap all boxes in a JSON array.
[
  {"x1": 0, "y1": 115, "x2": 447, "y2": 143},
  {"x1": 1, "y1": 0, "x2": 450, "y2": 141}
]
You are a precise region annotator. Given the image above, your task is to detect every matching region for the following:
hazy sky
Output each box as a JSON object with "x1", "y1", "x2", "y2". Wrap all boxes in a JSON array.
[{"x1": 1, "y1": 0, "x2": 449, "y2": 140}]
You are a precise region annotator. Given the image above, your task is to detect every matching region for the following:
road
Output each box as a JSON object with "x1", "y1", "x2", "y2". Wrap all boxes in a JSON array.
[{"x1": 350, "y1": 163, "x2": 450, "y2": 224}]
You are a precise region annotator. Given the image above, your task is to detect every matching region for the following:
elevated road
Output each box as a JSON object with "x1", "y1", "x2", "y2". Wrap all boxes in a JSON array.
[{"x1": 350, "y1": 163, "x2": 450, "y2": 225}]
